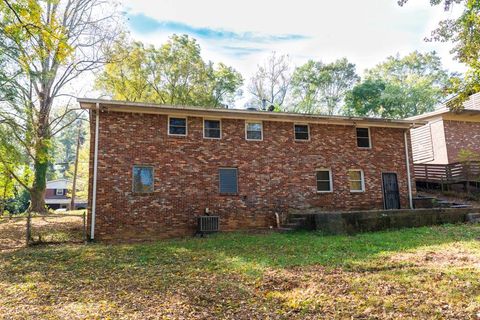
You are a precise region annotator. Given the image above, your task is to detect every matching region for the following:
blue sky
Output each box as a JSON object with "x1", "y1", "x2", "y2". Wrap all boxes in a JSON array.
[{"x1": 123, "y1": 0, "x2": 463, "y2": 106}]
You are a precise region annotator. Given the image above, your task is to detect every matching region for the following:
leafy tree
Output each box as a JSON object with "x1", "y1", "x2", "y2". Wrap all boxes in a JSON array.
[
  {"x1": 399, "y1": 0, "x2": 480, "y2": 108},
  {"x1": 290, "y1": 58, "x2": 359, "y2": 115},
  {"x1": 344, "y1": 51, "x2": 451, "y2": 118},
  {"x1": 248, "y1": 52, "x2": 291, "y2": 109},
  {"x1": 96, "y1": 35, "x2": 243, "y2": 108},
  {"x1": 0, "y1": 0, "x2": 121, "y2": 213}
]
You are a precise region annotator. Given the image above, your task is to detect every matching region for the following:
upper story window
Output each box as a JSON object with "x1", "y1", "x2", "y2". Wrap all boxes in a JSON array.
[
  {"x1": 348, "y1": 169, "x2": 365, "y2": 192},
  {"x1": 245, "y1": 121, "x2": 263, "y2": 141},
  {"x1": 356, "y1": 127, "x2": 371, "y2": 148},
  {"x1": 316, "y1": 169, "x2": 332, "y2": 193},
  {"x1": 204, "y1": 119, "x2": 221, "y2": 139},
  {"x1": 219, "y1": 168, "x2": 238, "y2": 194},
  {"x1": 55, "y1": 189, "x2": 64, "y2": 196},
  {"x1": 133, "y1": 165, "x2": 154, "y2": 193},
  {"x1": 168, "y1": 117, "x2": 187, "y2": 136},
  {"x1": 294, "y1": 124, "x2": 309, "y2": 140}
]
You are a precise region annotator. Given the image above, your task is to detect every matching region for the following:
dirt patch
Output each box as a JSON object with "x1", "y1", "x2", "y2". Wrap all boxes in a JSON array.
[
  {"x1": 389, "y1": 248, "x2": 480, "y2": 268},
  {"x1": 0, "y1": 215, "x2": 84, "y2": 251}
]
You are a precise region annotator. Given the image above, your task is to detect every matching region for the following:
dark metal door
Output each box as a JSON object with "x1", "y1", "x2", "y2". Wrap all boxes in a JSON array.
[{"x1": 382, "y1": 173, "x2": 400, "y2": 209}]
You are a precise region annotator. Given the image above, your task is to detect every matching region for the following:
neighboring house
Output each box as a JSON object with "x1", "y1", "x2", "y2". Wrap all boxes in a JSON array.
[
  {"x1": 78, "y1": 98, "x2": 420, "y2": 241},
  {"x1": 409, "y1": 93, "x2": 480, "y2": 165},
  {"x1": 45, "y1": 179, "x2": 87, "y2": 210}
]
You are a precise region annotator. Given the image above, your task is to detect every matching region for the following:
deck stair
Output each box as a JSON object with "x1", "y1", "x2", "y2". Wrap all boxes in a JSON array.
[{"x1": 416, "y1": 193, "x2": 473, "y2": 209}]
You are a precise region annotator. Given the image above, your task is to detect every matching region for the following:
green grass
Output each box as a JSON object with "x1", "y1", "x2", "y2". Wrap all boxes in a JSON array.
[{"x1": 1, "y1": 224, "x2": 480, "y2": 319}]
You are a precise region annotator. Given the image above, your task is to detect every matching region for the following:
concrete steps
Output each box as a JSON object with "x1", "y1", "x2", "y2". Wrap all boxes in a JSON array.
[{"x1": 278, "y1": 216, "x2": 308, "y2": 232}]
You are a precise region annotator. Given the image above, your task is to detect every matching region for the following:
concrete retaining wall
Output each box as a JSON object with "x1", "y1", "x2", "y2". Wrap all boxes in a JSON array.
[{"x1": 290, "y1": 208, "x2": 479, "y2": 235}]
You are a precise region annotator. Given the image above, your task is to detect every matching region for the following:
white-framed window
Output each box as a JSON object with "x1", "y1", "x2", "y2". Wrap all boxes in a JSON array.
[
  {"x1": 219, "y1": 168, "x2": 238, "y2": 194},
  {"x1": 203, "y1": 119, "x2": 221, "y2": 139},
  {"x1": 168, "y1": 117, "x2": 187, "y2": 136},
  {"x1": 348, "y1": 169, "x2": 365, "y2": 192},
  {"x1": 316, "y1": 169, "x2": 332, "y2": 193},
  {"x1": 55, "y1": 189, "x2": 64, "y2": 196},
  {"x1": 245, "y1": 121, "x2": 263, "y2": 141},
  {"x1": 356, "y1": 127, "x2": 371, "y2": 148},
  {"x1": 133, "y1": 165, "x2": 154, "y2": 193},
  {"x1": 294, "y1": 124, "x2": 309, "y2": 141}
]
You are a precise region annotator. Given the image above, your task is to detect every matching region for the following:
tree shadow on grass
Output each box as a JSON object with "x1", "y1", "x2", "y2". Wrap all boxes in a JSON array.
[{"x1": 0, "y1": 224, "x2": 479, "y2": 318}]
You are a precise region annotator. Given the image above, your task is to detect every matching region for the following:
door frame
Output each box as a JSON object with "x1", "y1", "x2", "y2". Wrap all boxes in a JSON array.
[{"x1": 381, "y1": 171, "x2": 401, "y2": 210}]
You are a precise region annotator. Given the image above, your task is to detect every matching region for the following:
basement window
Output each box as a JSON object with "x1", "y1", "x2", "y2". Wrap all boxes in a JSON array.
[
  {"x1": 133, "y1": 165, "x2": 154, "y2": 193},
  {"x1": 294, "y1": 124, "x2": 309, "y2": 140},
  {"x1": 245, "y1": 121, "x2": 263, "y2": 140},
  {"x1": 316, "y1": 169, "x2": 332, "y2": 193},
  {"x1": 348, "y1": 169, "x2": 365, "y2": 192},
  {"x1": 204, "y1": 119, "x2": 221, "y2": 139},
  {"x1": 168, "y1": 117, "x2": 187, "y2": 136},
  {"x1": 356, "y1": 127, "x2": 371, "y2": 148},
  {"x1": 219, "y1": 168, "x2": 238, "y2": 194}
]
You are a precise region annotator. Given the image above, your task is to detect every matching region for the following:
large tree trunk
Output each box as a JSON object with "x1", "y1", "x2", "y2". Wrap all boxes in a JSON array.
[{"x1": 29, "y1": 146, "x2": 49, "y2": 214}]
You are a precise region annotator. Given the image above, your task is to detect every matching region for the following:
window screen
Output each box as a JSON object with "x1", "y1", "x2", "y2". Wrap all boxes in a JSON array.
[
  {"x1": 204, "y1": 120, "x2": 221, "y2": 138},
  {"x1": 316, "y1": 170, "x2": 332, "y2": 192},
  {"x1": 169, "y1": 117, "x2": 187, "y2": 135},
  {"x1": 133, "y1": 166, "x2": 154, "y2": 193},
  {"x1": 246, "y1": 122, "x2": 262, "y2": 140},
  {"x1": 356, "y1": 128, "x2": 370, "y2": 148},
  {"x1": 294, "y1": 124, "x2": 309, "y2": 140},
  {"x1": 219, "y1": 168, "x2": 238, "y2": 194}
]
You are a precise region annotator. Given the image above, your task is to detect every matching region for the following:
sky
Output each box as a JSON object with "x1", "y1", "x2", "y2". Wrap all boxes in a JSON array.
[{"x1": 122, "y1": 0, "x2": 464, "y2": 107}]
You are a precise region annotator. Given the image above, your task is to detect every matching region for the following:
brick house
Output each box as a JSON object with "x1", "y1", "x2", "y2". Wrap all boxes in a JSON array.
[
  {"x1": 78, "y1": 98, "x2": 421, "y2": 241},
  {"x1": 409, "y1": 93, "x2": 480, "y2": 165},
  {"x1": 45, "y1": 179, "x2": 87, "y2": 210}
]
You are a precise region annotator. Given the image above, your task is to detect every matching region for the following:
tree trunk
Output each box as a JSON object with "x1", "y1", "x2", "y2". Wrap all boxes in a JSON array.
[{"x1": 29, "y1": 158, "x2": 48, "y2": 214}]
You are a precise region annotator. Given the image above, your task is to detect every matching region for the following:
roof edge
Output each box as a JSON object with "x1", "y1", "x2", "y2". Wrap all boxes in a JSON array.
[{"x1": 78, "y1": 98, "x2": 426, "y2": 128}]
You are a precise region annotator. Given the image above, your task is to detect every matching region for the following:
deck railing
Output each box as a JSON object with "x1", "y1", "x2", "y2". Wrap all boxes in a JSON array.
[{"x1": 414, "y1": 161, "x2": 480, "y2": 183}]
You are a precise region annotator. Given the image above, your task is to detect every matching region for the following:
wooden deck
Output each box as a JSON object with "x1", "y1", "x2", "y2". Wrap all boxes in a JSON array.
[{"x1": 414, "y1": 161, "x2": 480, "y2": 184}]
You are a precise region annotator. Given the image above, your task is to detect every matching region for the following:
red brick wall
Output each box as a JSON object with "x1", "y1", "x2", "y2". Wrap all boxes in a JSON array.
[
  {"x1": 45, "y1": 189, "x2": 68, "y2": 199},
  {"x1": 444, "y1": 120, "x2": 480, "y2": 163},
  {"x1": 88, "y1": 111, "x2": 415, "y2": 241}
]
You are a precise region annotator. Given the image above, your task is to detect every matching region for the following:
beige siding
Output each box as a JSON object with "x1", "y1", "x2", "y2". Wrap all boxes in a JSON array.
[{"x1": 410, "y1": 125, "x2": 434, "y2": 163}]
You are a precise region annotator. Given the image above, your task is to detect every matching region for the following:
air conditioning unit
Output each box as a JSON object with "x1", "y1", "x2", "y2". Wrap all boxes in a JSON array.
[{"x1": 197, "y1": 216, "x2": 219, "y2": 235}]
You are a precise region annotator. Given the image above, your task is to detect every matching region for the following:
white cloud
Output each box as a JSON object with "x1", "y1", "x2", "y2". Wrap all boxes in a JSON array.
[{"x1": 122, "y1": 0, "x2": 466, "y2": 107}]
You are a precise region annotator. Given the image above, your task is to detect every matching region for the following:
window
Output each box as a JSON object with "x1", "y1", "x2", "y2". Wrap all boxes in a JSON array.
[
  {"x1": 219, "y1": 168, "x2": 238, "y2": 194},
  {"x1": 245, "y1": 121, "x2": 263, "y2": 140},
  {"x1": 356, "y1": 127, "x2": 371, "y2": 148},
  {"x1": 168, "y1": 117, "x2": 187, "y2": 136},
  {"x1": 133, "y1": 166, "x2": 154, "y2": 193},
  {"x1": 348, "y1": 169, "x2": 365, "y2": 192},
  {"x1": 55, "y1": 189, "x2": 64, "y2": 196},
  {"x1": 294, "y1": 124, "x2": 309, "y2": 140},
  {"x1": 316, "y1": 169, "x2": 332, "y2": 192},
  {"x1": 204, "y1": 119, "x2": 221, "y2": 139}
]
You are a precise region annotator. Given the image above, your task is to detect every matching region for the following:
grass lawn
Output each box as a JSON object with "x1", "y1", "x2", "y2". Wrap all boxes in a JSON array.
[{"x1": 1, "y1": 224, "x2": 480, "y2": 319}]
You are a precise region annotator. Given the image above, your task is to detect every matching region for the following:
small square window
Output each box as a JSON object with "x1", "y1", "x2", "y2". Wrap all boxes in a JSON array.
[
  {"x1": 219, "y1": 168, "x2": 238, "y2": 194},
  {"x1": 56, "y1": 189, "x2": 64, "y2": 196},
  {"x1": 204, "y1": 119, "x2": 221, "y2": 139},
  {"x1": 246, "y1": 122, "x2": 262, "y2": 140},
  {"x1": 348, "y1": 169, "x2": 365, "y2": 192},
  {"x1": 169, "y1": 117, "x2": 187, "y2": 136},
  {"x1": 316, "y1": 169, "x2": 332, "y2": 192},
  {"x1": 294, "y1": 124, "x2": 309, "y2": 140},
  {"x1": 356, "y1": 128, "x2": 371, "y2": 148},
  {"x1": 133, "y1": 166, "x2": 154, "y2": 193}
]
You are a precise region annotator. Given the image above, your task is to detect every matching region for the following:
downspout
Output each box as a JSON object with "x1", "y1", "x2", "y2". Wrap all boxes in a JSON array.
[
  {"x1": 404, "y1": 129, "x2": 414, "y2": 209},
  {"x1": 90, "y1": 103, "x2": 100, "y2": 240}
]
